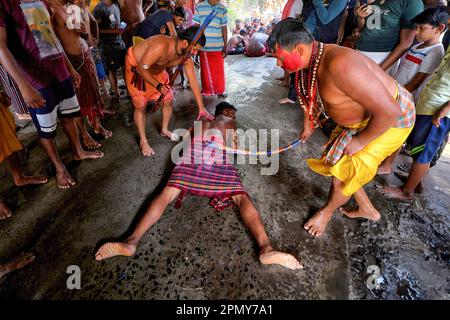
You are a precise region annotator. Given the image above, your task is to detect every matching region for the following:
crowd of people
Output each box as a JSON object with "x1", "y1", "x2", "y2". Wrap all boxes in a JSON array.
[{"x1": 1, "y1": 0, "x2": 450, "y2": 278}]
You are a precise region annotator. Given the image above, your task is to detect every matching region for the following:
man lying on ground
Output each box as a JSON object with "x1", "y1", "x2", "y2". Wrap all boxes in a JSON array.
[{"x1": 95, "y1": 102, "x2": 303, "y2": 270}]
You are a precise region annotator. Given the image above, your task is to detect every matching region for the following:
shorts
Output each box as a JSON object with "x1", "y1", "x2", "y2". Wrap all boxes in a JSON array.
[
  {"x1": 29, "y1": 78, "x2": 81, "y2": 139},
  {"x1": 407, "y1": 115, "x2": 450, "y2": 164},
  {"x1": 101, "y1": 43, "x2": 126, "y2": 72}
]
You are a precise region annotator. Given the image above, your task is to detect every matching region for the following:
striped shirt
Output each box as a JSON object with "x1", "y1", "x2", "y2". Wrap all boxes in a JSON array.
[{"x1": 194, "y1": 1, "x2": 228, "y2": 52}]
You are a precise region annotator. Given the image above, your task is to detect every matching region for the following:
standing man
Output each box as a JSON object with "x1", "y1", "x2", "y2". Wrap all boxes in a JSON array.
[
  {"x1": 125, "y1": 27, "x2": 213, "y2": 156},
  {"x1": 118, "y1": 0, "x2": 146, "y2": 47},
  {"x1": 194, "y1": 0, "x2": 228, "y2": 98},
  {"x1": 269, "y1": 19, "x2": 416, "y2": 237},
  {"x1": 93, "y1": 0, "x2": 127, "y2": 102},
  {"x1": 0, "y1": 0, "x2": 102, "y2": 189}
]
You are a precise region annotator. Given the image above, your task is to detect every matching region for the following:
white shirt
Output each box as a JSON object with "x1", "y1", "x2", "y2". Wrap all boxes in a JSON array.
[
  {"x1": 393, "y1": 42, "x2": 445, "y2": 102},
  {"x1": 289, "y1": 0, "x2": 304, "y2": 18}
]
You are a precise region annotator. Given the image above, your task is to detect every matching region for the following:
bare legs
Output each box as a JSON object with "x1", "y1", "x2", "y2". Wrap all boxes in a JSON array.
[
  {"x1": 95, "y1": 186, "x2": 181, "y2": 260},
  {"x1": 379, "y1": 161, "x2": 430, "y2": 200},
  {"x1": 95, "y1": 190, "x2": 302, "y2": 270},
  {"x1": 5, "y1": 152, "x2": 48, "y2": 187},
  {"x1": 0, "y1": 199, "x2": 12, "y2": 220},
  {"x1": 0, "y1": 252, "x2": 35, "y2": 278},
  {"x1": 108, "y1": 70, "x2": 119, "y2": 101},
  {"x1": 160, "y1": 101, "x2": 174, "y2": 140},
  {"x1": 39, "y1": 117, "x2": 103, "y2": 189},
  {"x1": 74, "y1": 116, "x2": 101, "y2": 150},
  {"x1": 232, "y1": 194, "x2": 303, "y2": 270},
  {"x1": 134, "y1": 108, "x2": 155, "y2": 157},
  {"x1": 377, "y1": 148, "x2": 401, "y2": 175},
  {"x1": 304, "y1": 178, "x2": 380, "y2": 237},
  {"x1": 134, "y1": 100, "x2": 175, "y2": 156}
]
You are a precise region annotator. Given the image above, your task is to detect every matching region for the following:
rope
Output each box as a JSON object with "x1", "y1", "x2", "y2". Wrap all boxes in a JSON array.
[{"x1": 207, "y1": 139, "x2": 302, "y2": 156}]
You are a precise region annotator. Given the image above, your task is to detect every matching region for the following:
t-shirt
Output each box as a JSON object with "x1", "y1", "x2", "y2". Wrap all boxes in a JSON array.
[
  {"x1": 290, "y1": 0, "x2": 303, "y2": 18},
  {"x1": 247, "y1": 32, "x2": 269, "y2": 54},
  {"x1": 416, "y1": 47, "x2": 450, "y2": 118},
  {"x1": 194, "y1": 1, "x2": 228, "y2": 52},
  {"x1": 0, "y1": 0, "x2": 69, "y2": 89},
  {"x1": 393, "y1": 43, "x2": 445, "y2": 102},
  {"x1": 93, "y1": 1, "x2": 123, "y2": 46},
  {"x1": 136, "y1": 9, "x2": 173, "y2": 39},
  {"x1": 356, "y1": 0, "x2": 424, "y2": 52}
]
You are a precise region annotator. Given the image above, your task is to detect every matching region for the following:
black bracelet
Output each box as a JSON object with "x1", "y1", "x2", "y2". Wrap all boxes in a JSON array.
[{"x1": 156, "y1": 83, "x2": 163, "y2": 92}]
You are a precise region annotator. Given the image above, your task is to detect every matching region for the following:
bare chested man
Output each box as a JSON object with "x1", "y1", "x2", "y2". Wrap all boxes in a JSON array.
[
  {"x1": 269, "y1": 19, "x2": 416, "y2": 237},
  {"x1": 118, "y1": 0, "x2": 145, "y2": 46},
  {"x1": 95, "y1": 102, "x2": 303, "y2": 270},
  {"x1": 125, "y1": 26, "x2": 213, "y2": 156},
  {"x1": 49, "y1": 0, "x2": 111, "y2": 150}
]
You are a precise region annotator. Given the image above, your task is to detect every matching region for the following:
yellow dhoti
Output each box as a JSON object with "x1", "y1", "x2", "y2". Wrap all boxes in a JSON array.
[
  {"x1": 308, "y1": 121, "x2": 413, "y2": 197},
  {"x1": 308, "y1": 83, "x2": 416, "y2": 196},
  {"x1": 0, "y1": 103, "x2": 22, "y2": 163}
]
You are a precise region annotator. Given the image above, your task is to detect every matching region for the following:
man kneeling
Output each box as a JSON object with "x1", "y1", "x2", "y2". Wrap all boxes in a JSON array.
[{"x1": 95, "y1": 102, "x2": 303, "y2": 270}]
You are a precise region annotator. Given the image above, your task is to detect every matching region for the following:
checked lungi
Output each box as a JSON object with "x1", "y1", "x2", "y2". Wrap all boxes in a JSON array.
[{"x1": 167, "y1": 139, "x2": 247, "y2": 211}]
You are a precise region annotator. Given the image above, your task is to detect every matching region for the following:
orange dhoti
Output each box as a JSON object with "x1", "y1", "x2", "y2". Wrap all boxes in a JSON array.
[
  {"x1": 0, "y1": 104, "x2": 22, "y2": 163},
  {"x1": 125, "y1": 47, "x2": 174, "y2": 110}
]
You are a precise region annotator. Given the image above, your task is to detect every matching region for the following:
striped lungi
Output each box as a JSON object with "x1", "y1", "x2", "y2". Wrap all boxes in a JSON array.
[{"x1": 0, "y1": 65, "x2": 29, "y2": 115}]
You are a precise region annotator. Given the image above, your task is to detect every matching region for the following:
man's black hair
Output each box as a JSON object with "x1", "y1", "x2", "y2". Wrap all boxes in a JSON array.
[
  {"x1": 215, "y1": 102, "x2": 237, "y2": 116},
  {"x1": 268, "y1": 18, "x2": 314, "y2": 51},
  {"x1": 179, "y1": 26, "x2": 206, "y2": 47},
  {"x1": 411, "y1": 6, "x2": 449, "y2": 28},
  {"x1": 239, "y1": 29, "x2": 247, "y2": 36},
  {"x1": 173, "y1": 6, "x2": 186, "y2": 18}
]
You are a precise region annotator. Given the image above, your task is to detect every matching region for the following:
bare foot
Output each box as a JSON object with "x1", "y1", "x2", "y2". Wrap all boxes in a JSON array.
[
  {"x1": 279, "y1": 98, "x2": 296, "y2": 104},
  {"x1": 0, "y1": 201, "x2": 12, "y2": 220},
  {"x1": 94, "y1": 125, "x2": 113, "y2": 139},
  {"x1": 95, "y1": 242, "x2": 136, "y2": 261},
  {"x1": 376, "y1": 185, "x2": 414, "y2": 200},
  {"x1": 0, "y1": 252, "x2": 35, "y2": 278},
  {"x1": 161, "y1": 130, "x2": 179, "y2": 141},
  {"x1": 304, "y1": 210, "x2": 333, "y2": 237},
  {"x1": 140, "y1": 140, "x2": 155, "y2": 157},
  {"x1": 103, "y1": 107, "x2": 117, "y2": 115},
  {"x1": 14, "y1": 175, "x2": 48, "y2": 187},
  {"x1": 73, "y1": 150, "x2": 104, "y2": 161},
  {"x1": 377, "y1": 164, "x2": 391, "y2": 175},
  {"x1": 259, "y1": 249, "x2": 303, "y2": 270},
  {"x1": 56, "y1": 168, "x2": 76, "y2": 189},
  {"x1": 339, "y1": 207, "x2": 380, "y2": 221},
  {"x1": 81, "y1": 133, "x2": 101, "y2": 150}
]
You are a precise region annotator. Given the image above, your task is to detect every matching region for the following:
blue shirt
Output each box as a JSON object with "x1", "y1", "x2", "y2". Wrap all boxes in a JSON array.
[
  {"x1": 304, "y1": 0, "x2": 349, "y2": 43},
  {"x1": 194, "y1": 1, "x2": 228, "y2": 52}
]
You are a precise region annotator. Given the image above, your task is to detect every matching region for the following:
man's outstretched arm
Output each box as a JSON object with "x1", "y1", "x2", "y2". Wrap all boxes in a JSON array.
[{"x1": 184, "y1": 58, "x2": 213, "y2": 120}]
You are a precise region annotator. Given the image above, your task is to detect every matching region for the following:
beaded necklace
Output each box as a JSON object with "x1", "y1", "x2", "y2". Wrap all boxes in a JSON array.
[{"x1": 295, "y1": 41, "x2": 328, "y2": 129}]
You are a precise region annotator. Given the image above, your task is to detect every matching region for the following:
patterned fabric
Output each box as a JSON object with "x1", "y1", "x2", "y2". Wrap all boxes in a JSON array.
[
  {"x1": 193, "y1": 1, "x2": 228, "y2": 52},
  {"x1": 167, "y1": 140, "x2": 247, "y2": 211},
  {"x1": 323, "y1": 83, "x2": 415, "y2": 165},
  {"x1": 0, "y1": 65, "x2": 29, "y2": 114},
  {"x1": 67, "y1": 49, "x2": 104, "y2": 124}
]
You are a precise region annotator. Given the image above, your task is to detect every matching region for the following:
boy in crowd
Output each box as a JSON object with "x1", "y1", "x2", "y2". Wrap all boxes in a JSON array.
[
  {"x1": 377, "y1": 6, "x2": 448, "y2": 175},
  {"x1": 94, "y1": 0, "x2": 127, "y2": 102},
  {"x1": 379, "y1": 45, "x2": 450, "y2": 200}
]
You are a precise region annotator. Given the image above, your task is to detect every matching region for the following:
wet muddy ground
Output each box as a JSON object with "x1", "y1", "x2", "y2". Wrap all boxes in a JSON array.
[{"x1": 0, "y1": 55, "x2": 448, "y2": 299}]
